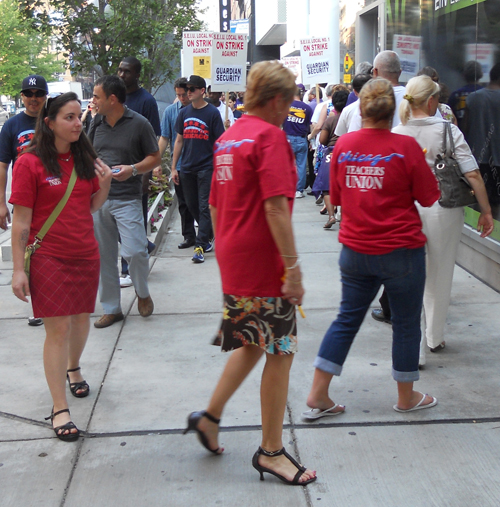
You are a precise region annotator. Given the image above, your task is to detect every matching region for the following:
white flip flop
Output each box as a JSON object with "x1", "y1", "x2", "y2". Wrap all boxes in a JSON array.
[
  {"x1": 302, "y1": 403, "x2": 345, "y2": 420},
  {"x1": 393, "y1": 393, "x2": 438, "y2": 413}
]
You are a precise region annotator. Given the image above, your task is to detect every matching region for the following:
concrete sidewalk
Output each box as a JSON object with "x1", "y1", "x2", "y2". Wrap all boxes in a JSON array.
[{"x1": 1, "y1": 197, "x2": 500, "y2": 507}]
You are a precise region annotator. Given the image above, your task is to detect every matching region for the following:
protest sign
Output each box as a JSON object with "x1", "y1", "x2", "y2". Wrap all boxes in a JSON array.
[
  {"x1": 210, "y1": 32, "x2": 247, "y2": 92},
  {"x1": 299, "y1": 37, "x2": 336, "y2": 85},
  {"x1": 182, "y1": 31, "x2": 213, "y2": 84},
  {"x1": 282, "y1": 56, "x2": 302, "y2": 83}
]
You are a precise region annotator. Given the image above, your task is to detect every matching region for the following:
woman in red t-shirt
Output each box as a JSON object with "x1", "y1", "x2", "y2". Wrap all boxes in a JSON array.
[
  {"x1": 10, "y1": 92, "x2": 112, "y2": 442},
  {"x1": 303, "y1": 78, "x2": 441, "y2": 419},
  {"x1": 183, "y1": 61, "x2": 316, "y2": 486}
]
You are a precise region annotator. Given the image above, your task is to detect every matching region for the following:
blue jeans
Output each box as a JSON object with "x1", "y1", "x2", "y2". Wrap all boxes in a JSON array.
[
  {"x1": 314, "y1": 246, "x2": 426, "y2": 382},
  {"x1": 287, "y1": 135, "x2": 308, "y2": 193}
]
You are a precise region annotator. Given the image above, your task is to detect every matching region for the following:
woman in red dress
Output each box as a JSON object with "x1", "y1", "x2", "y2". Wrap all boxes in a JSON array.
[
  {"x1": 10, "y1": 92, "x2": 112, "y2": 441},
  {"x1": 184, "y1": 61, "x2": 316, "y2": 486}
]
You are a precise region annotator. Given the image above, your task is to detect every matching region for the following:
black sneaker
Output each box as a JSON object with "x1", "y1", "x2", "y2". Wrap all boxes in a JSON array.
[
  {"x1": 28, "y1": 317, "x2": 43, "y2": 326},
  {"x1": 371, "y1": 308, "x2": 391, "y2": 324}
]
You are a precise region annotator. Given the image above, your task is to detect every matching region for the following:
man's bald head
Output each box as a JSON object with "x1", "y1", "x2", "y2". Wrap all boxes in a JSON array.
[{"x1": 373, "y1": 51, "x2": 401, "y2": 85}]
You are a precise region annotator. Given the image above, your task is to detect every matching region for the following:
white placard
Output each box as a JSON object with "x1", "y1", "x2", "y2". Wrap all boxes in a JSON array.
[
  {"x1": 211, "y1": 33, "x2": 247, "y2": 92},
  {"x1": 282, "y1": 56, "x2": 302, "y2": 84},
  {"x1": 299, "y1": 36, "x2": 336, "y2": 85},
  {"x1": 465, "y1": 43, "x2": 495, "y2": 82},
  {"x1": 393, "y1": 34, "x2": 421, "y2": 82},
  {"x1": 182, "y1": 31, "x2": 213, "y2": 86}
]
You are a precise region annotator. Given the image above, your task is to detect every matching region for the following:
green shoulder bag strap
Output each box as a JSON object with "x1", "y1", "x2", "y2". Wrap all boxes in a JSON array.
[{"x1": 24, "y1": 166, "x2": 78, "y2": 277}]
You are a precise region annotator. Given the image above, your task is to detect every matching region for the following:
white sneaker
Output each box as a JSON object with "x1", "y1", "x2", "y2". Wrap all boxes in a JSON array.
[
  {"x1": 120, "y1": 274, "x2": 133, "y2": 288},
  {"x1": 295, "y1": 191, "x2": 305, "y2": 198}
]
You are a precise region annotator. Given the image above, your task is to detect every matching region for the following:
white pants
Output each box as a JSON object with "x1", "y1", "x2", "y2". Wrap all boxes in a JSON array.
[{"x1": 417, "y1": 202, "x2": 464, "y2": 362}]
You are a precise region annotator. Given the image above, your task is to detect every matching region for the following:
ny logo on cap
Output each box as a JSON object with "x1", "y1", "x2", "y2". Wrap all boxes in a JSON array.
[{"x1": 29, "y1": 77, "x2": 37, "y2": 86}]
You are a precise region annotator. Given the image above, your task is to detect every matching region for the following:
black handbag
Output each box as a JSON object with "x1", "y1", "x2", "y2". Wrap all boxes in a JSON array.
[{"x1": 434, "y1": 122, "x2": 477, "y2": 208}]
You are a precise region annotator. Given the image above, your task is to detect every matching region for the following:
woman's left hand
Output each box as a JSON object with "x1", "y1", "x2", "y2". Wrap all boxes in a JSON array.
[
  {"x1": 94, "y1": 158, "x2": 113, "y2": 187},
  {"x1": 477, "y1": 212, "x2": 494, "y2": 238}
]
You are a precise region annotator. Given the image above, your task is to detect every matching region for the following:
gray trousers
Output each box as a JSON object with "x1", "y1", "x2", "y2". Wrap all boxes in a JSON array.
[{"x1": 93, "y1": 199, "x2": 150, "y2": 314}]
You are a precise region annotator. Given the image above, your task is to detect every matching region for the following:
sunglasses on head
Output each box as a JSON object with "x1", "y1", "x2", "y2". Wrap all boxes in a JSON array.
[
  {"x1": 186, "y1": 86, "x2": 200, "y2": 93},
  {"x1": 44, "y1": 92, "x2": 64, "y2": 112},
  {"x1": 22, "y1": 90, "x2": 47, "y2": 98}
]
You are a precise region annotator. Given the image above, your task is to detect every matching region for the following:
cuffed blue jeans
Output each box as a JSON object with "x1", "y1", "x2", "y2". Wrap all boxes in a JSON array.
[
  {"x1": 287, "y1": 135, "x2": 309, "y2": 193},
  {"x1": 314, "y1": 245, "x2": 426, "y2": 383}
]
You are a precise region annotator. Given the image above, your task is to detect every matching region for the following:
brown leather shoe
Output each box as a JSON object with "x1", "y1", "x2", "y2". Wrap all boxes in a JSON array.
[
  {"x1": 137, "y1": 295, "x2": 154, "y2": 317},
  {"x1": 94, "y1": 313, "x2": 124, "y2": 329}
]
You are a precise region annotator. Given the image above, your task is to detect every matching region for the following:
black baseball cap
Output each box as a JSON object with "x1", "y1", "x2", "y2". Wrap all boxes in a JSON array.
[
  {"x1": 21, "y1": 75, "x2": 48, "y2": 94},
  {"x1": 186, "y1": 75, "x2": 206, "y2": 89}
]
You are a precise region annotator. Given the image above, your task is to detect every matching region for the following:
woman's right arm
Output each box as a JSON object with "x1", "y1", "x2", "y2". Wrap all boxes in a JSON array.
[
  {"x1": 463, "y1": 170, "x2": 494, "y2": 237},
  {"x1": 264, "y1": 195, "x2": 304, "y2": 305},
  {"x1": 11, "y1": 205, "x2": 33, "y2": 302}
]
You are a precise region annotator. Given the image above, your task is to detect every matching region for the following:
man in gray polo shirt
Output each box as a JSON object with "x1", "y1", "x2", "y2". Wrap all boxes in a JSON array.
[{"x1": 90, "y1": 75, "x2": 161, "y2": 328}]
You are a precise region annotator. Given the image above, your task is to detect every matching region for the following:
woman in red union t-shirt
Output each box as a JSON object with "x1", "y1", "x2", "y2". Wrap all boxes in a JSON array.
[
  {"x1": 303, "y1": 78, "x2": 441, "y2": 419},
  {"x1": 10, "y1": 92, "x2": 112, "y2": 442},
  {"x1": 183, "y1": 61, "x2": 316, "y2": 486}
]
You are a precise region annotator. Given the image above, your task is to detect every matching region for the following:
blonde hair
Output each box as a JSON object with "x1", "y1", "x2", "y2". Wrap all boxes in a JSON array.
[
  {"x1": 399, "y1": 75, "x2": 440, "y2": 125},
  {"x1": 244, "y1": 61, "x2": 296, "y2": 111},
  {"x1": 359, "y1": 78, "x2": 395, "y2": 124}
]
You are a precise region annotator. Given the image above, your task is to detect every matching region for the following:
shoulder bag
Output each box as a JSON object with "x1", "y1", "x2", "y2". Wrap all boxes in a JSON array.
[
  {"x1": 434, "y1": 122, "x2": 477, "y2": 208},
  {"x1": 24, "y1": 167, "x2": 77, "y2": 278}
]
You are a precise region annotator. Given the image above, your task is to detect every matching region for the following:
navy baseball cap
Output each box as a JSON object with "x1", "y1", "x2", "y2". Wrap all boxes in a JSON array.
[
  {"x1": 186, "y1": 75, "x2": 206, "y2": 89},
  {"x1": 21, "y1": 75, "x2": 48, "y2": 94}
]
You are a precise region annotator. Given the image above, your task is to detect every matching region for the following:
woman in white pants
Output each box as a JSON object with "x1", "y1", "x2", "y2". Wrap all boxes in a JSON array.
[{"x1": 393, "y1": 75, "x2": 494, "y2": 366}]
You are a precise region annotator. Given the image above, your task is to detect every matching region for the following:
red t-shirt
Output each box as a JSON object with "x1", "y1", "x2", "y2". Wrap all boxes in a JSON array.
[
  {"x1": 210, "y1": 115, "x2": 297, "y2": 296},
  {"x1": 330, "y1": 129, "x2": 440, "y2": 254},
  {"x1": 10, "y1": 152, "x2": 100, "y2": 260}
]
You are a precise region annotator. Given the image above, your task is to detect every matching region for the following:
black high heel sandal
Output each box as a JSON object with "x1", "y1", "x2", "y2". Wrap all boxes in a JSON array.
[
  {"x1": 252, "y1": 446, "x2": 317, "y2": 486},
  {"x1": 45, "y1": 408, "x2": 80, "y2": 442},
  {"x1": 183, "y1": 410, "x2": 222, "y2": 454},
  {"x1": 67, "y1": 367, "x2": 90, "y2": 398}
]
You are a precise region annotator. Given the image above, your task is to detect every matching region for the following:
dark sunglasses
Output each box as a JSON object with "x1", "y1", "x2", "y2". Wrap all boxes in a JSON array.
[
  {"x1": 22, "y1": 90, "x2": 47, "y2": 98},
  {"x1": 186, "y1": 86, "x2": 200, "y2": 93}
]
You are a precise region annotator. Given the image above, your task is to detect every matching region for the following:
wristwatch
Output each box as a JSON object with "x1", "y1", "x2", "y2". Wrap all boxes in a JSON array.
[{"x1": 131, "y1": 164, "x2": 138, "y2": 176}]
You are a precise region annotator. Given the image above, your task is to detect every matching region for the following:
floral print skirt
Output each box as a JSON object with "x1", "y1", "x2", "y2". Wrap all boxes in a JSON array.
[{"x1": 213, "y1": 294, "x2": 298, "y2": 355}]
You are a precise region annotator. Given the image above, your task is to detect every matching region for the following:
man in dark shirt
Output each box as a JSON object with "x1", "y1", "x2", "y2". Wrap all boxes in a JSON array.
[
  {"x1": 448, "y1": 60, "x2": 484, "y2": 133},
  {"x1": 282, "y1": 89, "x2": 313, "y2": 198},
  {"x1": 159, "y1": 77, "x2": 196, "y2": 249},
  {"x1": 90, "y1": 75, "x2": 161, "y2": 328},
  {"x1": 0, "y1": 74, "x2": 48, "y2": 326},
  {"x1": 0, "y1": 75, "x2": 48, "y2": 231},
  {"x1": 117, "y1": 56, "x2": 161, "y2": 286},
  {"x1": 172, "y1": 75, "x2": 224, "y2": 264}
]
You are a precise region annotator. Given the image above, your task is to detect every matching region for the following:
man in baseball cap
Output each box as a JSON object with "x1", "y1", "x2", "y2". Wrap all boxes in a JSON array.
[{"x1": 0, "y1": 74, "x2": 48, "y2": 325}]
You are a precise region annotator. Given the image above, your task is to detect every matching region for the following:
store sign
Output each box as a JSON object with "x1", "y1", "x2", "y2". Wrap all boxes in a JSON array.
[
  {"x1": 465, "y1": 43, "x2": 495, "y2": 82},
  {"x1": 434, "y1": 0, "x2": 485, "y2": 16},
  {"x1": 230, "y1": 19, "x2": 250, "y2": 35},
  {"x1": 393, "y1": 34, "x2": 421, "y2": 82},
  {"x1": 299, "y1": 36, "x2": 336, "y2": 85},
  {"x1": 219, "y1": 0, "x2": 231, "y2": 32},
  {"x1": 211, "y1": 33, "x2": 247, "y2": 91}
]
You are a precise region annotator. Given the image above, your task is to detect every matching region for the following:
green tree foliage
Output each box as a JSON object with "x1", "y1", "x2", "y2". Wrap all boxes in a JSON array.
[
  {"x1": 20, "y1": 0, "x2": 205, "y2": 94},
  {"x1": 0, "y1": 0, "x2": 64, "y2": 98}
]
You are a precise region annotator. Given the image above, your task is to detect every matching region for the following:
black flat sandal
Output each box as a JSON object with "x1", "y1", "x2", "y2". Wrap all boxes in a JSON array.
[
  {"x1": 183, "y1": 410, "x2": 222, "y2": 454},
  {"x1": 67, "y1": 367, "x2": 90, "y2": 398},
  {"x1": 252, "y1": 446, "x2": 317, "y2": 486},
  {"x1": 45, "y1": 408, "x2": 80, "y2": 442}
]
